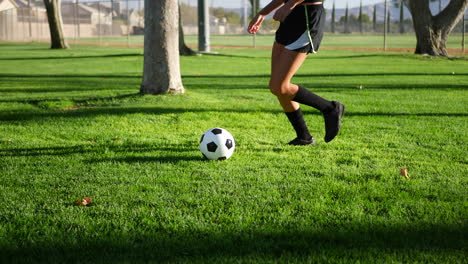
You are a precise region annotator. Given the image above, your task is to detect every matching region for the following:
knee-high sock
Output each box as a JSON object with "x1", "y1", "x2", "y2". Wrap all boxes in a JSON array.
[
  {"x1": 285, "y1": 108, "x2": 312, "y2": 140},
  {"x1": 293, "y1": 86, "x2": 334, "y2": 113}
]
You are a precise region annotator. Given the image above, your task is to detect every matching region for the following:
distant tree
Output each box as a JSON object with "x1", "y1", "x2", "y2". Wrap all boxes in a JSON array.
[
  {"x1": 110, "y1": 0, "x2": 115, "y2": 15},
  {"x1": 43, "y1": 0, "x2": 69, "y2": 49},
  {"x1": 179, "y1": 4, "x2": 197, "y2": 56},
  {"x1": 225, "y1": 11, "x2": 241, "y2": 24},
  {"x1": 403, "y1": 0, "x2": 468, "y2": 56},
  {"x1": 342, "y1": 14, "x2": 369, "y2": 26},
  {"x1": 249, "y1": 0, "x2": 260, "y2": 18},
  {"x1": 141, "y1": 0, "x2": 184, "y2": 95},
  {"x1": 110, "y1": 0, "x2": 115, "y2": 34},
  {"x1": 211, "y1": 7, "x2": 241, "y2": 24},
  {"x1": 359, "y1": 0, "x2": 363, "y2": 33},
  {"x1": 387, "y1": 10, "x2": 391, "y2": 33},
  {"x1": 399, "y1": 0, "x2": 405, "y2": 33},
  {"x1": 211, "y1": 7, "x2": 226, "y2": 19},
  {"x1": 373, "y1": 4, "x2": 377, "y2": 31},
  {"x1": 180, "y1": 3, "x2": 197, "y2": 25},
  {"x1": 361, "y1": 14, "x2": 371, "y2": 23},
  {"x1": 261, "y1": 18, "x2": 280, "y2": 31},
  {"x1": 344, "y1": 3, "x2": 350, "y2": 33},
  {"x1": 331, "y1": 1, "x2": 336, "y2": 33}
]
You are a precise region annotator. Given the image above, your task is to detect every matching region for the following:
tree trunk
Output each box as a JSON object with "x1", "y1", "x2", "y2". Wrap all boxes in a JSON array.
[
  {"x1": 331, "y1": 2, "x2": 335, "y2": 33},
  {"x1": 399, "y1": 1, "x2": 405, "y2": 34},
  {"x1": 43, "y1": 0, "x2": 69, "y2": 49},
  {"x1": 141, "y1": 0, "x2": 184, "y2": 95},
  {"x1": 373, "y1": 5, "x2": 377, "y2": 32},
  {"x1": 344, "y1": 4, "x2": 351, "y2": 33},
  {"x1": 407, "y1": 0, "x2": 468, "y2": 56},
  {"x1": 179, "y1": 4, "x2": 197, "y2": 56},
  {"x1": 359, "y1": 0, "x2": 363, "y2": 33}
]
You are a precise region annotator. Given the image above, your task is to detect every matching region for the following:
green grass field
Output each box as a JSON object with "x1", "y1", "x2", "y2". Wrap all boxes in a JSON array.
[
  {"x1": 0, "y1": 42, "x2": 467, "y2": 263},
  {"x1": 76, "y1": 33, "x2": 466, "y2": 52}
]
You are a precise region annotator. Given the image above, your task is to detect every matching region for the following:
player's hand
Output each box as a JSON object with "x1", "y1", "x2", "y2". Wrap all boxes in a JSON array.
[
  {"x1": 273, "y1": 5, "x2": 293, "y2": 22},
  {"x1": 248, "y1": 14, "x2": 265, "y2": 34}
]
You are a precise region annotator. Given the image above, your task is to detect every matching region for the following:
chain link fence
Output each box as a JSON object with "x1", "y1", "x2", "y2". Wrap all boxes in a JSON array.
[
  {"x1": 0, "y1": 0, "x2": 466, "y2": 51},
  {"x1": 0, "y1": 0, "x2": 144, "y2": 43}
]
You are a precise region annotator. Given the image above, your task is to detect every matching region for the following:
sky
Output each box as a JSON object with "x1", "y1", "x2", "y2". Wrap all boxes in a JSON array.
[{"x1": 205, "y1": 0, "x2": 381, "y2": 9}]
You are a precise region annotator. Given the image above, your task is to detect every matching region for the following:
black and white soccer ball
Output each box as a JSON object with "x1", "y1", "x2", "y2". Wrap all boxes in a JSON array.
[{"x1": 199, "y1": 128, "x2": 235, "y2": 160}]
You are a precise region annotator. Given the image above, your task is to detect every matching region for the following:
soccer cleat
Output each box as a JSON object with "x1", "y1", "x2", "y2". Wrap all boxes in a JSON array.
[
  {"x1": 288, "y1": 137, "x2": 316, "y2": 146},
  {"x1": 323, "y1": 101, "x2": 345, "y2": 143}
]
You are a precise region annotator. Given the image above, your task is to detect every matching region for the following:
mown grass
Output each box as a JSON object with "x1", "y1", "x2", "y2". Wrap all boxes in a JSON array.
[
  {"x1": 0, "y1": 42, "x2": 467, "y2": 263},
  {"x1": 76, "y1": 33, "x2": 467, "y2": 52}
]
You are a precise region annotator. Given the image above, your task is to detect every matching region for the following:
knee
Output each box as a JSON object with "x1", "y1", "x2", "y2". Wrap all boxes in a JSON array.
[{"x1": 269, "y1": 80, "x2": 293, "y2": 97}]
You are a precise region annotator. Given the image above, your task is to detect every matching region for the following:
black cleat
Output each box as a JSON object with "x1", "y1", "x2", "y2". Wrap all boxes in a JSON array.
[
  {"x1": 288, "y1": 137, "x2": 316, "y2": 146},
  {"x1": 323, "y1": 101, "x2": 345, "y2": 143}
]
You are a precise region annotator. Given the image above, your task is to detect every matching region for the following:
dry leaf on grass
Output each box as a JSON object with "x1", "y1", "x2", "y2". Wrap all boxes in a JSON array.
[
  {"x1": 76, "y1": 197, "x2": 93, "y2": 206},
  {"x1": 400, "y1": 168, "x2": 410, "y2": 179}
]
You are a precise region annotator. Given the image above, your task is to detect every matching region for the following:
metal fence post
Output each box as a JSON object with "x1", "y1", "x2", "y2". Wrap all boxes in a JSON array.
[
  {"x1": 77, "y1": 0, "x2": 80, "y2": 38},
  {"x1": 98, "y1": 1, "x2": 102, "y2": 45},
  {"x1": 243, "y1": 0, "x2": 247, "y2": 34},
  {"x1": 21, "y1": 7, "x2": 26, "y2": 40},
  {"x1": 73, "y1": 0, "x2": 77, "y2": 42},
  {"x1": 36, "y1": 7, "x2": 39, "y2": 40},
  {"x1": 9, "y1": 9, "x2": 13, "y2": 40},
  {"x1": 126, "y1": 0, "x2": 130, "y2": 47},
  {"x1": 198, "y1": 0, "x2": 210, "y2": 52},
  {"x1": 27, "y1": 0, "x2": 32, "y2": 38}
]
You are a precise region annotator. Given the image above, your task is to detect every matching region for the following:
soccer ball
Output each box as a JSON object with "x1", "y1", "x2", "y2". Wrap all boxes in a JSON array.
[{"x1": 199, "y1": 128, "x2": 235, "y2": 160}]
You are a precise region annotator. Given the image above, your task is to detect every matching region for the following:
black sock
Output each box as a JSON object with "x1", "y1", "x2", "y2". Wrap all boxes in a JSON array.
[
  {"x1": 285, "y1": 108, "x2": 312, "y2": 140},
  {"x1": 293, "y1": 86, "x2": 334, "y2": 113}
]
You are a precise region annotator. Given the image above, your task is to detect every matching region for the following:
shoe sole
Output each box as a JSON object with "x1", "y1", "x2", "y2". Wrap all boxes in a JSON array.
[{"x1": 288, "y1": 138, "x2": 316, "y2": 146}]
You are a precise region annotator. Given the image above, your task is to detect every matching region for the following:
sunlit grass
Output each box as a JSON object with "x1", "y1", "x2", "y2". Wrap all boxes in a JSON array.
[{"x1": 0, "y1": 42, "x2": 467, "y2": 263}]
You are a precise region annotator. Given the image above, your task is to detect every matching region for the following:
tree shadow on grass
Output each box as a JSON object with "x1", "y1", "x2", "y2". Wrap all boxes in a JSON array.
[
  {"x1": 0, "y1": 73, "x2": 140, "y2": 79},
  {"x1": 0, "y1": 53, "x2": 142, "y2": 61},
  {"x1": 0, "y1": 143, "x2": 202, "y2": 163},
  {"x1": 0, "y1": 87, "x2": 137, "y2": 94},
  {"x1": 89, "y1": 155, "x2": 204, "y2": 164},
  {"x1": 0, "y1": 224, "x2": 465, "y2": 263},
  {"x1": 0, "y1": 92, "x2": 140, "y2": 104},
  {"x1": 0, "y1": 83, "x2": 465, "y2": 104},
  {"x1": 2, "y1": 72, "x2": 467, "y2": 80},
  {"x1": 0, "y1": 106, "x2": 466, "y2": 122},
  {"x1": 182, "y1": 72, "x2": 468, "y2": 78},
  {"x1": 189, "y1": 83, "x2": 468, "y2": 91}
]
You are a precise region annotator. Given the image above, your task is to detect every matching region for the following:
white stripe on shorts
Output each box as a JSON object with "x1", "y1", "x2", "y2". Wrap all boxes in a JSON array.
[{"x1": 284, "y1": 30, "x2": 316, "y2": 53}]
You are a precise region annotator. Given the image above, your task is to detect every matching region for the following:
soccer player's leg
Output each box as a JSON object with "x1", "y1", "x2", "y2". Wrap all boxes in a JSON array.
[
  {"x1": 293, "y1": 86, "x2": 345, "y2": 143},
  {"x1": 269, "y1": 42, "x2": 315, "y2": 146}
]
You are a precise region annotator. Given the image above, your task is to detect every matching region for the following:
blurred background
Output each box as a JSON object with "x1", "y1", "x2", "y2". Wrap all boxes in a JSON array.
[{"x1": 0, "y1": 0, "x2": 466, "y2": 52}]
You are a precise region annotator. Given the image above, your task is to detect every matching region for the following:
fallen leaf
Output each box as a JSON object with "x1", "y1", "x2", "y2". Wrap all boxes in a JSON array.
[
  {"x1": 83, "y1": 197, "x2": 92, "y2": 205},
  {"x1": 400, "y1": 168, "x2": 410, "y2": 179},
  {"x1": 76, "y1": 197, "x2": 92, "y2": 206}
]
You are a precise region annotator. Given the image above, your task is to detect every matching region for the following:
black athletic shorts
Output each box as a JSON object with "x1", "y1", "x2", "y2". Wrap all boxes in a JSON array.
[{"x1": 275, "y1": 4, "x2": 325, "y2": 54}]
